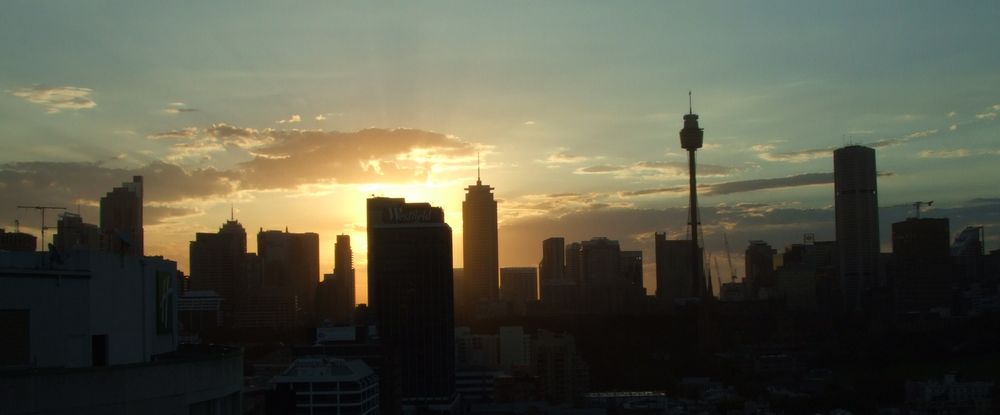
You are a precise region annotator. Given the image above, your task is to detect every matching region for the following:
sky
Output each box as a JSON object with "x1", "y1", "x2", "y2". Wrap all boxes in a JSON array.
[{"x1": 2, "y1": 1, "x2": 999, "y2": 303}]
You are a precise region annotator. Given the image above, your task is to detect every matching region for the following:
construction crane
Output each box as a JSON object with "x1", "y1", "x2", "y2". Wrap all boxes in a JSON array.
[
  {"x1": 912, "y1": 201, "x2": 933, "y2": 219},
  {"x1": 723, "y1": 230, "x2": 737, "y2": 283},
  {"x1": 713, "y1": 256, "x2": 723, "y2": 294},
  {"x1": 16, "y1": 205, "x2": 66, "y2": 250}
]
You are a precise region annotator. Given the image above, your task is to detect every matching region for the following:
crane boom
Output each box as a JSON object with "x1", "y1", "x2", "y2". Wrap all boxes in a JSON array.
[{"x1": 723, "y1": 230, "x2": 736, "y2": 282}]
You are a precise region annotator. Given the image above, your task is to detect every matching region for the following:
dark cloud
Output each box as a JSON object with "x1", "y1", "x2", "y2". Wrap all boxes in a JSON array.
[
  {"x1": 705, "y1": 172, "x2": 834, "y2": 195},
  {"x1": 618, "y1": 186, "x2": 687, "y2": 197},
  {"x1": 148, "y1": 127, "x2": 198, "y2": 140},
  {"x1": 635, "y1": 161, "x2": 736, "y2": 176},
  {"x1": 575, "y1": 165, "x2": 625, "y2": 174},
  {"x1": 0, "y1": 161, "x2": 236, "y2": 207}
]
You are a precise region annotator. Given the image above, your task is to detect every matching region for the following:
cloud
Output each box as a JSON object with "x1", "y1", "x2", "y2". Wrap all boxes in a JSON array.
[
  {"x1": 754, "y1": 128, "x2": 941, "y2": 162},
  {"x1": 755, "y1": 146, "x2": 832, "y2": 163},
  {"x1": 163, "y1": 107, "x2": 199, "y2": 114},
  {"x1": 237, "y1": 127, "x2": 477, "y2": 189},
  {"x1": 919, "y1": 149, "x2": 970, "y2": 159},
  {"x1": 147, "y1": 127, "x2": 199, "y2": 140},
  {"x1": 947, "y1": 111, "x2": 958, "y2": 118},
  {"x1": 619, "y1": 171, "x2": 896, "y2": 198},
  {"x1": 277, "y1": 114, "x2": 302, "y2": 124},
  {"x1": 705, "y1": 172, "x2": 834, "y2": 195},
  {"x1": 870, "y1": 128, "x2": 938, "y2": 148},
  {"x1": 575, "y1": 165, "x2": 625, "y2": 174},
  {"x1": 12, "y1": 85, "x2": 96, "y2": 113},
  {"x1": 315, "y1": 114, "x2": 326, "y2": 121},
  {"x1": 975, "y1": 112, "x2": 997, "y2": 120},
  {"x1": 950, "y1": 124, "x2": 958, "y2": 131},
  {"x1": 523, "y1": 121, "x2": 536, "y2": 126},
  {"x1": 541, "y1": 150, "x2": 588, "y2": 165},
  {"x1": 634, "y1": 161, "x2": 736, "y2": 177}
]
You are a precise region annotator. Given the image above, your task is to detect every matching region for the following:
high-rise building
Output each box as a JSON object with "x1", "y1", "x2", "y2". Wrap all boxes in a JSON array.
[
  {"x1": 257, "y1": 229, "x2": 320, "y2": 326},
  {"x1": 833, "y1": 145, "x2": 880, "y2": 311},
  {"x1": 318, "y1": 234, "x2": 356, "y2": 324},
  {"x1": 565, "y1": 242, "x2": 583, "y2": 284},
  {"x1": 539, "y1": 237, "x2": 577, "y2": 309},
  {"x1": 620, "y1": 250, "x2": 644, "y2": 291},
  {"x1": 655, "y1": 233, "x2": 701, "y2": 303},
  {"x1": 100, "y1": 176, "x2": 143, "y2": 256},
  {"x1": 500, "y1": 267, "x2": 538, "y2": 303},
  {"x1": 367, "y1": 197, "x2": 456, "y2": 409},
  {"x1": 53, "y1": 212, "x2": 100, "y2": 252},
  {"x1": 745, "y1": 240, "x2": 777, "y2": 299},
  {"x1": 891, "y1": 217, "x2": 952, "y2": 312},
  {"x1": 580, "y1": 237, "x2": 620, "y2": 285},
  {"x1": 539, "y1": 237, "x2": 565, "y2": 283},
  {"x1": 189, "y1": 218, "x2": 248, "y2": 326},
  {"x1": 463, "y1": 172, "x2": 499, "y2": 306}
]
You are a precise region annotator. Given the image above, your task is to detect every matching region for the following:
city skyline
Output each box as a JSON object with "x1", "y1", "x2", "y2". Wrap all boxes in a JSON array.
[{"x1": 3, "y1": 2, "x2": 1000, "y2": 303}]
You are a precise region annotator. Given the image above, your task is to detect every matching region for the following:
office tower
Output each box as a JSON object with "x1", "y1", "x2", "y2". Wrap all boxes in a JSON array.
[
  {"x1": 620, "y1": 250, "x2": 644, "y2": 290},
  {"x1": 100, "y1": 176, "x2": 143, "y2": 256},
  {"x1": 565, "y1": 242, "x2": 583, "y2": 283},
  {"x1": 463, "y1": 170, "x2": 499, "y2": 306},
  {"x1": 892, "y1": 217, "x2": 952, "y2": 312},
  {"x1": 833, "y1": 145, "x2": 880, "y2": 311},
  {"x1": 745, "y1": 240, "x2": 777, "y2": 299},
  {"x1": 679, "y1": 94, "x2": 707, "y2": 299},
  {"x1": 539, "y1": 237, "x2": 565, "y2": 283},
  {"x1": 189, "y1": 218, "x2": 247, "y2": 326},
  {"x1": 581, "y1": 237, "x2": 620, "y2": 284},
  {"x1": 539, "y1": 237, "x2": 576, "y2": 309},
  {"x1": 367, "y1": 197, "x2": 456, "y2": 408},
  {"x1": 655, "y1": 233, "x2": 701, "y2": 303},
  {"x1": 258, "y1": 229, "x2": 320, "y2": 326},
  {"x1": 500, "y1": 267, "x2": 538, "y2": 303},
  {"x1": 318, "y1": 234, "x2": 356, "y2": 324},
  {"x1": 53, "y1": 212, "x2": 100, "y2": 252}
]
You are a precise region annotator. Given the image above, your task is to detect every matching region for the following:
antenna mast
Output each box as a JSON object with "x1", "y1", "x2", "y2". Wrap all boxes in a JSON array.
[
  {"x1": 723, "y1": 230, "x2": 737, "y2": 282},
  {"x1": 16, "y1": 205, "x2": 67, "y2": 251}
]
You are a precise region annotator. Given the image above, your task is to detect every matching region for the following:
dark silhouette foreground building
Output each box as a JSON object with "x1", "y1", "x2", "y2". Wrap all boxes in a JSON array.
[
  {"x1": 367, "y1": 197, "x2": 457, "y2": 411},
  {"x1": 100, "y1": 175, "x2": 143, "y2": 256},
  {"x1": 834, "y1": 145, "x2": 881, "y2": 312}
]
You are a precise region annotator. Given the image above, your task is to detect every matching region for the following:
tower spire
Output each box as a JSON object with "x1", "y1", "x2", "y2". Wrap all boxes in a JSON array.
[
  {"x1": 230, "y1": 203, "x2": 234, "y2": 221},
  {"x1": 689, "y1": 90, "x2": 693, "y2": 114},
  {"x1": 477, "y1": 152, "x2": 482, "y2": 185}
]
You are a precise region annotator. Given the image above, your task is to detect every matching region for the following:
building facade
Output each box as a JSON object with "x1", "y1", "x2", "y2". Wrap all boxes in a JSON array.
[
  {"x1": 463, "y1": 176, "x2": 499, "y2": 307},
  {"x1": 833, "y1": 145, "x2": 881, "y2": 311}
]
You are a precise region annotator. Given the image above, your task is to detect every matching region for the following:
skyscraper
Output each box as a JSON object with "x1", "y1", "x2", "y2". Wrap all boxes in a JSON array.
[
  {"x1": 367, "y1": 197, "x2": 456, "y2": 409},
  {"x1": 257, "y1": 229, "x2": 320, "y2": 326},
  {"x1": 654, "y1": 233, "x2": 701, "y2": 303},
  {"x1": 745, "y1": 240, "x2": 777, "y2": 299},
  {"x1": 463, "y1": 171, "x2": 500, "y2": 307},
  {"x1": 539, "y1": 237, "x2": 565, "y2": 283},
  {"x1": 53, "y1": 212, "x2": 100, "y2": 252},
  {"x1": 833, "y1": 145, "x2": 880, "y2": 311},
  {"x1": 100, "y1": 176, "x2": 143, "y2": 256},
  {"x1": 189, "y1": 218, "x2": 248, "y2": 326},
  {"x1": 892, "y1": 217, "x2": 952, "y2": 312},
  {"x1": 318, "y1": 234, "x2": 356, "y2": 324}
]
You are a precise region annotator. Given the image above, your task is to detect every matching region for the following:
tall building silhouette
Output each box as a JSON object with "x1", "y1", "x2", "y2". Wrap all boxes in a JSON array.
[
  {"x1": 318, "y1": 234, "x2": 356, "y2": 324},
  {"x1": 53, "y1": 212, "x2": 100, "y2": 252},
  {"x1": 463, "y1": 170, "x2": 499, "y2": 307},
  {"x1": 367, "y1": 197, "x2": 456, "y2": 410},
  {"x1": 655, "y1": 233, "x2": 701, "y2": 303},
  {"x1": 892, "y1": 217, "x2": 952, "y2": 312},
  {"x1": 679, "y1": 95, "x2": 707, "y2": 299},
  {"x1": 745, "y1": 240, "x2": 777, "y2": 299},
  {"x1": 539, "y1": 237, "x2": 566, "y2": 283},
  {"x1": 833, "y1": 145, "x2": 880, "y2": 311},
  {"x1": 100, "y1": 176, "x2": 143, "y2": 256},
  {"x1": 257, "y1": 229, "x2": 320, "y2": 326},
  {"x1": 189, "y1": 217, "x2": 247, "y2": 326}
]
